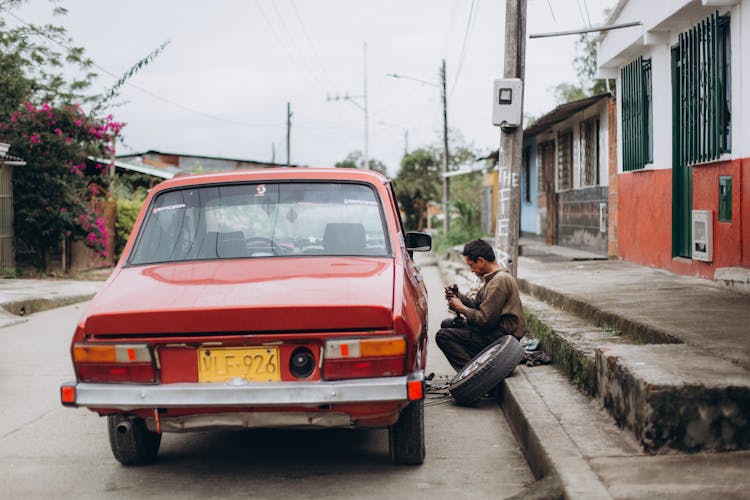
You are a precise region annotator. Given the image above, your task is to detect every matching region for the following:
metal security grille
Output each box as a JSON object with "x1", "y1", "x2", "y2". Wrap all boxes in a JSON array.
[
  {"x1": 579, "y1": 118, "x2": 599, "y2": 186},
  {"x1": 621, "y1": 57, "x2": 653, "y2": 171},
  {"x1": 557, "y1": 130, "x2": 573, "y2": 191},
  {"x1": 675, "y1": 12, "x2": 731, "y2": 166},
  {"x1": 537, "y1": 140, "x2": 555, "y2": 193}
]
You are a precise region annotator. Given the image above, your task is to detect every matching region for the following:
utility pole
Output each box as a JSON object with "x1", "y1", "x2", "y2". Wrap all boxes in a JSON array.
[
  {"x1": 440, "y1": 58, "x2": 450, "y2": 235},
  {"x1": 363, "y1": 41, "x2": 369, "y2": 170},
  {"x1": 286, "y1": 102, "x2": 292, "y2": 167},
  {"x1": 386, "y1": 62, "x2": 450, "y2": 232},
  {"x1": 327, "y1": 42, "x2": 369, "y2": 169},
  {"x1": 497, "y1": 0, "x2": 527, "y2": 277}
]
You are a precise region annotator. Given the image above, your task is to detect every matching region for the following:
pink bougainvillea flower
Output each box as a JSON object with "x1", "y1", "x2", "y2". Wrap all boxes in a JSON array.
[
  {"x1": 60, "y1": 207, "x2": 67, "y2": 213},
  {"x1": 74, "y1": 120, "x2": 81, "y2": 127},
  {"x1": 54, "y1": 128, "x2": 63, "y2": 136},
  {"x1": 29, "y1": 133, "x2": 41, "y2": 144}
]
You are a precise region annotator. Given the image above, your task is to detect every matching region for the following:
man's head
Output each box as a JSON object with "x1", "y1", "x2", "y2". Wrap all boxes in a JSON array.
[{"x1": 462, "y1": 239, "x2": 498, "y2": 277}]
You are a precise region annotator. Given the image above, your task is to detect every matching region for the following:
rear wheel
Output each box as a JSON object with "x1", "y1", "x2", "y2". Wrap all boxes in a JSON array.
[
  {"x1": 388, "y1": 398, "x2": 425, "y2": 465},
  {"x1": 107, "y1": 415, "x2": 161, "y2": 465},
  {"x1": 449, "y1": 335, "x2": 525, "y2": 406}
]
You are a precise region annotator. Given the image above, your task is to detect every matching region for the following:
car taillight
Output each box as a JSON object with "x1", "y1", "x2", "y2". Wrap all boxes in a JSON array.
[
  {"x1": 73, "y1": 343, "x2": 156, "y2": 383},
  {"x1": 322, "y1": 337, "x2": 406, "y2": 380}
]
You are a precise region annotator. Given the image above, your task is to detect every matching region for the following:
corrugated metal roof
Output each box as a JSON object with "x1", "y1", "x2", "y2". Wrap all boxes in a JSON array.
[
  {"x1": 0, "y1": 143, "x2": 26, "y2": 166},
  {"x1": 524, "y1": 93, "x2": 611, "y2": 137},
  {"x1": 89, "y1": 157, "x2": 178, "y2": 179}
]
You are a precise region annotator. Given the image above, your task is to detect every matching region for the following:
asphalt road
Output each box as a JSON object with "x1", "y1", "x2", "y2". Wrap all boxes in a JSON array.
[{"x1": 0, "y1": 262, "x2": 534, "y2": 499}]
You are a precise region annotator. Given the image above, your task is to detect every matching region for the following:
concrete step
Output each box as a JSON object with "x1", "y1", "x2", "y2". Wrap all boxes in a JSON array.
[
  {"x1": 501, "y1": 364, "x2": 750, "y2": 499},
  {"x1": 523, "y1": 293, "x2": 750, "y2": 453}
]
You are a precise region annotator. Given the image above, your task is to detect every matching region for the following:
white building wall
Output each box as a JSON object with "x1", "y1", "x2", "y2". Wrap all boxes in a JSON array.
[
  {"x1": 598, "y1": 101, "x2": 610, "y2": 186},
  {"x1": 601, "y1": 0, "x2": 748, "y2": 170},
  {"x1": 737, "y1": 1, "x2": 747, "y2": 158}
]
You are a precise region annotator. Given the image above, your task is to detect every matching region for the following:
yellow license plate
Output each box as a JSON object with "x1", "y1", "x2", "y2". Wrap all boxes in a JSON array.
[{"x1": 198, "y1": 347, "x2": 281, "y2": 383}]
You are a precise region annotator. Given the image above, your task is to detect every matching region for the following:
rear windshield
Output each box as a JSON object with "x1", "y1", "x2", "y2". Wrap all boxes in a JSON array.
[{"x1": 128, "y1": 182, "x2": 390, "y2": 265}]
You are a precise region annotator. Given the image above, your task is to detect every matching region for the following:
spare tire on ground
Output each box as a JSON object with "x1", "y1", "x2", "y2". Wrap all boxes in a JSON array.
[{"x1": 448, "y1": 335, "x2": 525, "y2": 406}]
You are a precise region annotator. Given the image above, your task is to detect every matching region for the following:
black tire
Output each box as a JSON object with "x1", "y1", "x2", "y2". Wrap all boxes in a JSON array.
[
  {"x1": 449, "y1": 335, "x2": 525, "y2": 406},
  {"x1": 107, "y1": 415, "x2": 161, "y2": 465},
  {"x1": 388, "y1": 398, "x2": 425, "y2": 465}
]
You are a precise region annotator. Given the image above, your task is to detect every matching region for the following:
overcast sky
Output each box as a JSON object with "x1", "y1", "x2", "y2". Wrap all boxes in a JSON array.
[{"x1": 12, "y1": 0, "x2": 616, "y2": 176}]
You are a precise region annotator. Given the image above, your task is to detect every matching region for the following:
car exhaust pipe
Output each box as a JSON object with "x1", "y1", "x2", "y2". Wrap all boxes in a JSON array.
[{"x1": 116, "y1": 421, "x2": 132, "y2": 434}]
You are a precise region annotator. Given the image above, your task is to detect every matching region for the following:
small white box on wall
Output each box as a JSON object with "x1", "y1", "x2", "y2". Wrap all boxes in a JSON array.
[
  {"x1": 691, "y1": 210, "x2": 713, "y2": 262},
  {"x1": 492, "y1": 79, "x2": 523, "y2": 128}
]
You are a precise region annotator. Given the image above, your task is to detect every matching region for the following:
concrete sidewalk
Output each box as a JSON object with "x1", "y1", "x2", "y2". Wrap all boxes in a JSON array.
[
  {"x1": 435, "y1": 241, "x2": 750, "y2": 498},
  {"x1": 0, "y1": 277, "x2": 104, "y2": 327}
]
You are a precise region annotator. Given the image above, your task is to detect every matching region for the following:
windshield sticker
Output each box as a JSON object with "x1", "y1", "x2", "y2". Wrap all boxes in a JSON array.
[
  {"x1": 256, "y1": 184, "x2": 267, "y2": 197},
  {"x1": 153, "y1": 203, "x2": 186, "y2": 214},
  {"x1": 344, "y1": 198, "x2": 377, "y2": 206}
]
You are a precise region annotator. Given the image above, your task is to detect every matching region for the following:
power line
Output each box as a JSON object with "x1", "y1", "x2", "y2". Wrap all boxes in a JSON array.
[
  {"x1": 253, "y1": 0, "x2": 326, "y2": 94},
  {"x1": 267, "y1": 1, "x2": 328, "y2": 93},
  {"x1": 289, "y1": 0, "x2": 335, "y2": 89},
  {"x1": 450, "y1": 0, "x2": 479, "y2": 97},
  {"x1": 3, "y1": 9, "x2": 284, "y2": 128},
  {"x1": 582, "y1": 0, "x2": 593, "y2": 27},
  {"x1": 545, "y1": 0, "x2": 556, "y2": 22},
  {"x1": 576, "y1": 0, "x2": 591, "y2": 28}
]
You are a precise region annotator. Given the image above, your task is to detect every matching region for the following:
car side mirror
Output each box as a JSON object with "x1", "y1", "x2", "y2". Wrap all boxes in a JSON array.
[{"x1": 405, "y1": 232, "x2": 431, "y2": 252}]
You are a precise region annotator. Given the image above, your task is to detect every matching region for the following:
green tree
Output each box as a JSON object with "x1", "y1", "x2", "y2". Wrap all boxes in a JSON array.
[
  {"x1": 0, "y1": 2, "x2": 164, "y2": 271},
  {"x1": 394, "y1": 148, "x2": 441, "y2": 231},
  {"x1": 335, "y1": 150, "x2": 388, "y2": 176},
  {"x1": 2, "y1": 103, "x2": 122, "y2": 269},
  {"x1": 550, "y1": 33, "x2": 614, "y2": 104}
]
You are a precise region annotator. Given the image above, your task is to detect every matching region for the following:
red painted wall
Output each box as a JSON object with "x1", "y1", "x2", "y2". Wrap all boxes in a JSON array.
[
  {"x1": 742, "y1": 158, "x2": 750, "y2": 267},
  {"x1": 692, "y1": 159, "x2": 743, "y2": 268},
  {"x1": 618, "y1": 169, "x2": 673, "y2": 269},
  {"x1": 617, "y1": 158, "x2": 749, "y2": 278}
]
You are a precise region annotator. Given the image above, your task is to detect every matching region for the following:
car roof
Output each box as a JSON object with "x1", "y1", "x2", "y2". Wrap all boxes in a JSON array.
[{"x1": 155, "y1": 168, "x2": 389, "y2": 192}]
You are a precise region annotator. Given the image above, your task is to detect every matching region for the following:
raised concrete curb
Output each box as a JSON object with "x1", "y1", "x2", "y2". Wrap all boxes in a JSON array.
[
  {"x1": 0, "y1": 279, "x2": 103, "y2": 327},
  {"x1": 438, "y1": 245, "x2": 750, "y2": 453},
  {"x1": 500, "y1": 368, "x2": 612, "y2": 500},
  {"x1": 523, "y1": 282, "x2": 750, "y2": 453}
]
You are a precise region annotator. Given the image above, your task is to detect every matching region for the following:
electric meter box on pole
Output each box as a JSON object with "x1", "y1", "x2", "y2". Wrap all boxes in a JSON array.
[{"x1": 492, "y1": 78, "x2": 523, "y2": 128}]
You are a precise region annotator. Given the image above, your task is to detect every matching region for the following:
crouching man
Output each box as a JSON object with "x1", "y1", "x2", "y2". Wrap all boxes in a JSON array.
[{"x1": 436, "y1": 239, "x2": 525, "y2": 372}]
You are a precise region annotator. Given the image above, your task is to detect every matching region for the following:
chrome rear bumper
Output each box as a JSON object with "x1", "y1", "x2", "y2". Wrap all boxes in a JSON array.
[{"x1": 62, "y1": 373, "x2": 423, "y2": 411}]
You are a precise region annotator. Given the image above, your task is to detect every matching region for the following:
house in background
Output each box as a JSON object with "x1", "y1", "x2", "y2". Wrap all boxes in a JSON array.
[
  {"x1": 520, "y1": 93, "x2": 614, "y2": 256},
  {"x1": 117, "y1": 150, "x2": 307, "y2": 176},
  {"x1": 598, "y1": 0, "x2": 749, "y2": 280}
]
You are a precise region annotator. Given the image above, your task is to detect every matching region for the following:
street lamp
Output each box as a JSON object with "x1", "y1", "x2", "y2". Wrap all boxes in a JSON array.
[{"x1": 387, "y1": 60, "x2": 450, "y2": 234}]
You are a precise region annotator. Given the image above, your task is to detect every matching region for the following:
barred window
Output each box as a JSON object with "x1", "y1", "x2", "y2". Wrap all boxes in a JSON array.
[
  {"x1": 537, "y1": 140, "x2": 555, "y2": 194},
  {"x1": 557, "y1": 130, "x2": 573, "y2": 191},
  {"x1": 579, "y1": 118, "x2": 599, "y2": 186},
  {"x1": 621, "y1": 57, "x2": 653, "y2": 171},
  {"x1": 674, "y1": 12, "x2": 731, "y2": 165}
]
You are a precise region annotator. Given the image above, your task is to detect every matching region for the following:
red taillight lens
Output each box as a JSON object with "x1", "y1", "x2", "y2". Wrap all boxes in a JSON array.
[
  {"x1": 73, "y1": 343, "x2": 156, "y2": 383},
  {"x1": 322, "y1": 357, "x2": 405, "y2": 381},
  {"x1": 60, "y1": 384, "x2": 76, "y2": 406},
  {"x1": 76, "y1": 363, "x2": 156, "y2": 383}
]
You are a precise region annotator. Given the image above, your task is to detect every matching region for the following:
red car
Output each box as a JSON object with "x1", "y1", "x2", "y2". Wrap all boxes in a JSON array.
[{"x1": 60, "y1": 168, "x2": 431, "y2": 465}]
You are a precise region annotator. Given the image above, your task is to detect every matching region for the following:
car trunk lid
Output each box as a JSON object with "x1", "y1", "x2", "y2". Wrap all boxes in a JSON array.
[{"x1": 83, "y1": 258, "x2": 394, "y2": 335}]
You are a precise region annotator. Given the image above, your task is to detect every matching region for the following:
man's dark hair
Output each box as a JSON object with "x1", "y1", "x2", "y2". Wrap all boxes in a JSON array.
[{"x1": 462, "y1": 239, "x2": 496, "y2": 263}]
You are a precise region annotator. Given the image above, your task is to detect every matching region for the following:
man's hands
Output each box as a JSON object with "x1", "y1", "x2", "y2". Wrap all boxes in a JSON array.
[{"x1": 445, "y1": 284, "x2": 467, "y2": 315}]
